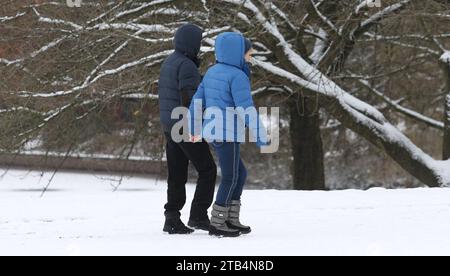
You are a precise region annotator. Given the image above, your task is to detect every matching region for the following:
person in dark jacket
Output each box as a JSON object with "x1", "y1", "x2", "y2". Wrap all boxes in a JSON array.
[
  {"x1": 189, "y1": 33, "x2": 268, "y2": 237},
  {"x1": 158, "y1": 24, "x2": 217, "y2": 234}
]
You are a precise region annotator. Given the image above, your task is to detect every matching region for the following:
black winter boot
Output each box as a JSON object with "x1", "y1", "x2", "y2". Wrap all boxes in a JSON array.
[
  {"x1": 226, "y1": 200, "x2": 251, "y2": 234},
  {"x1": 188, "y1": 217, "x2": 210, "y2": 231},
  {"x1": 209, "y1": 204, "x2": 241, "y2": 238},
  {"x1": 163, "y1": 212, "x2": 194, "y2": 234}
]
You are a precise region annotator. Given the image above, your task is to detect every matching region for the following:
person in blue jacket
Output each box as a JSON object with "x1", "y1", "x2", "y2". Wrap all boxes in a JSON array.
[{"x1": 189, "y1": 32, "x2": 268, "y2": 237}]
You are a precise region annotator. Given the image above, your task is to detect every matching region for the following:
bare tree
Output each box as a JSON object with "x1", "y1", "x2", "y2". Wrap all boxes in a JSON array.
[
  {"x1": 1, "y1": 0, "x2": 449, "y2": 188},
  {"x1": 210, "y1": 0, "x2": 450, "y2": 187}
]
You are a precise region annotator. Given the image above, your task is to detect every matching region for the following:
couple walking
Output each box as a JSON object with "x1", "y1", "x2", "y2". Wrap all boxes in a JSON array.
[{"x1": 158, "y1": 24, "x2": 268, "y2": 237}]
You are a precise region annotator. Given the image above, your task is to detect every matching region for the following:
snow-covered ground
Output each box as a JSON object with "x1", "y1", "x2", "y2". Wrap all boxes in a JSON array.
[{"x1": 1, "y1": 169, "x2": 450, "y2": 256}]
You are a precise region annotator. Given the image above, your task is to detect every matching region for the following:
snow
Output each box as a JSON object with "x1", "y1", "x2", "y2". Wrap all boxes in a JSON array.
[
  {"x1": 30, "y1": 37, "x2": 66, "y2": 58},
  {"x1": 37, "y1": 16, "x2": 82, "y2": 30},
  {"x1": 231, "y1": 0, "x2": 388, "y2": 124},
  {"x1": 237, "y1": 13, "x2": 251, "y2": 25},
  {"x1": 433, "y1": 160, "x2": 450, "y2": 186},
  {"x1": 0, "y1": 107, "x2": 43, "y2": 115},
  {"x1": 233, "y1": 0, "x2": 448, "y2": 186},
  {"x1": 114, "y1": 0, "x2": 175, "y2": 19},
  {"x1": 146, "y1": 8, "x2": 180, "y2": 16},
  {"x1": 309, "y1": 0, "x2": 338, "y2": 34},
  {"x1": 16, "y1": 150, "x2": 160, "y2": 162},
  {"x1": 355, "y1": 0, "x2": 370, "y2": 14},
  {"x1": 269, "y1": 2, "x2": 296, "y2": 31},
  {"x1": 93, "y1": 23, "x2": 173, "y2": 34},
  {"x1": 360, "y1": 0, "x2": 411, "y2": 29},
  {"x1": 2, "y1": 169, "x2": 450, "y2": 256},
  {"x1": 441, "y1": 51, "x2": 450, "y2": 64},
  {"x1": 0, "y1": 12, "x2": 26, "y2": 23},
  {"x1": 359, "y1": 80, "x2": 444, "y2": 129},
  {"x1": 94, "y1": 50, "x2": 172, "y2": 81},
  {"x1": 309, "y1": 28, "x2": 327, "y2": 65},
  {"x1": 0, "y1": 58, "x2": 19, "y2": 66},
  {"x1": 446, "y1": 93, "x2": 450, "y2": 125},
  {"x1": 24, "y1": 50, "x2": 172, "y2": 98}
]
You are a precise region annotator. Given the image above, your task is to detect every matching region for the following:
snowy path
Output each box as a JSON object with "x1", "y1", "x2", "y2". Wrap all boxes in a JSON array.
[{"x1": 1, "y1": 169, "x2": 450, "y2": 256}]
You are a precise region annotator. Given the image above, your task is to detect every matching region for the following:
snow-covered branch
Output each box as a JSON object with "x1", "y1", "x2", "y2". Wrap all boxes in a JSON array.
[
  {"x1": 92, "y1": 23, "x2": 174, "y2": 34},
  {"x1": 351, "y1": 0, "x2": 412, "y2": 40},
  {"x1": 33, "y1": 8, "x2": 83, "y2": 30},
  {"x1": 307, "y1": 0, "x2": 339, "y2": 35},
  {"x1": 359, "y1": 0, "x2": 411, "y2": 30},
  {"x1": 0, "y1": 107, "x2": 44, "y2": 116},
  {"x1": 21, "y1": 50, "x2": 172, "y2": 98},
  {"x1": 361, "y1": 33, "x2": 450, "y2": 41},
  {"x1": 114, "y1": 0, "x2": 175, "y2": 20},
  {"x1": 0, "y1": 58, "x2": 17, "y2": 66},
  {"x1": 365, "y1": 33, "x2": 441, "y2": 56},
  {"x1": 0, "y1": 12, "x2": 26, "y2": 23},
  {"x1": 309, "y1": 28, "x2": 328, "y2": 65},
  {"x1": 358, "y1": 80, "x2": 444, "y2": 130},
  {"x1": 226, "y1": 0, "x2": 386, "y2": 124},
  {"x1": 268, "y1": 2, "x2": 297, "y2": 31}
]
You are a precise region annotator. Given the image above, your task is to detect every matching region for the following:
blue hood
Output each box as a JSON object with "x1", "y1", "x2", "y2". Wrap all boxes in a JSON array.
[{"x1": 215, "y1": 32, "x2": 246, "y2": 69}]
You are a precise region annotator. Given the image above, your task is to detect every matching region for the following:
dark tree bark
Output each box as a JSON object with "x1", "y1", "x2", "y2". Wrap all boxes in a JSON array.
[
  {"x1": 442, "y1": 60, "x2": 450, "y2": 160},
  {"x1": 289, "y1": 95, "x2": 325, "y2": 190},
  {"x1": 323, "y1": 97, "x2": 442, "y2": 187}
]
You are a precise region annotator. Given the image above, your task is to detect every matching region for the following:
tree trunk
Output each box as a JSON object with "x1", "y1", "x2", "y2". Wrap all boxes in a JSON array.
[
  {"x1": 289, "y1": 95, "x2": 326, "y2": 190},
  {"x1": 323, "y1": 97, "x2": 443, "y2": 187},
  {"x1": 441, "y1": 61, "x2": 450, "y2": 160}
]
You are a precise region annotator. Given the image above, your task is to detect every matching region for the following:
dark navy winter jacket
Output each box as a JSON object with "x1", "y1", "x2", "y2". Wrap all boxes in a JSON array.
[
  {"x1": 189, "y1": 32, "x2": 268, "y2": 146},
  {"x1": 158, "y1": 24, "x2": 203, "y2": 133}
]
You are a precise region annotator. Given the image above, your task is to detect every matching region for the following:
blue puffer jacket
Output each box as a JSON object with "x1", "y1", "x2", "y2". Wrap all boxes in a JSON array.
[
  {"x1": 189, "y1": 32, "x2": 268, "y2": 146},
  {"x1": 158, "y1": 24, "x2": 203, "y2": 133}
]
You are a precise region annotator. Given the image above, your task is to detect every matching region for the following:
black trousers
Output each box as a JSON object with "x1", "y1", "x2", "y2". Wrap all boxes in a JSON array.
[{"x1": 164, "y1": 133, "x2": 217, "y2": 220}]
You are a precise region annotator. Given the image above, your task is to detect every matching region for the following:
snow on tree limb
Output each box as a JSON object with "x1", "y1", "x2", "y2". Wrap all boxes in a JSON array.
[
  {"x1": 307, "y1": 0, "x2": 339, "y2": 35},
  {"x1": 82, "y1": 36, "x2": 136, "y2": 87},
  {"x1": 33, "y1": 8, "x2": 83, "y2": 30},
  {"x1": 114, "y1": 0, "x2": 175, "y2": 19},
  {"x1": 361, "y1": 33, "x2": 450, "y2": 41},
  {"x1": 92, "y1": 23, "x2": 174, "y2": 34},
  {"x1": 86, "y1": 1, "x2": 125, "y2": 25},
  {"x1": 236, "y1": 0, "x2": 449, "y2": 186},
  {"x1": 2, "y1": 0, "x2": 449, "y2": 186},
  {"x1": 267, "y1": 2, "x2": 297, "y2": 31},
  {"x1": 0, "y1": 35, "x2": 69, "y2": 67},
  {"x1": 350, "y1": 0, "x2": 413, "y2": 41},
  {"x1": 441, "y1": 51, "x2": 450, "y2": 64},
  {"x1": 358, "y1": 80, "x2": 444, "y2": 130},
  {"x1": 365, "y1": 33, "x2": 440, "y2": 56},
  {"x1": 0, "y1": 58, "x2": 18, "y2": 66},
  {"x1": 359, "y1": 0, "x2": 411, "y2": 30},
  {"x1": 21, "y1": 50, "x2": 172, "y2": 98},
  {"x1": 309, "y1": 28, "x2": 328, "y2": 65},
  {"x1": 0, "y1": 12, "x2": 26, "y2": 23},
  {"x1": 236, "y1": 0, "x2": 386, "y2": 123},
  {"x1": 446, "y1": 93, "x2": 450, "y2": 125},
  {"x1": 0, "y1": 107, "x2": 44, "y2": 116}
]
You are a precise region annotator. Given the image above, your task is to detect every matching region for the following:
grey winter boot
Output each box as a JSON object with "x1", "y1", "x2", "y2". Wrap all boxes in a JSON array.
[
  {"x1": 209, "y1": 204, "x2": 241, "y2": 237},
  {"x1": 226, "y1": 200, "x2": 251, "y2": 234}
]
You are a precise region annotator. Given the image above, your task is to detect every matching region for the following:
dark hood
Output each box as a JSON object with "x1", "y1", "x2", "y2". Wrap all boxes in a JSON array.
[{"x1": 173, "y1": 24, "x2": 203, "y2": 65}]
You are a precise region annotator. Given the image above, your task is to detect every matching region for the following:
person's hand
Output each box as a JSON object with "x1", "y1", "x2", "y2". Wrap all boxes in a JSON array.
[
  {"x1": 190, "y1": 135, "x2": 202, "y2": 143},
  {"x1": 256, "y1": 138, "x2": 270, "y2": 148}
]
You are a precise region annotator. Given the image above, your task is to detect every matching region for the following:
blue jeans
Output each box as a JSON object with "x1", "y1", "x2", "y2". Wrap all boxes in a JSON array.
[{"x1": 211, "y1": 142, "x2": 247, "y2": 207}]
